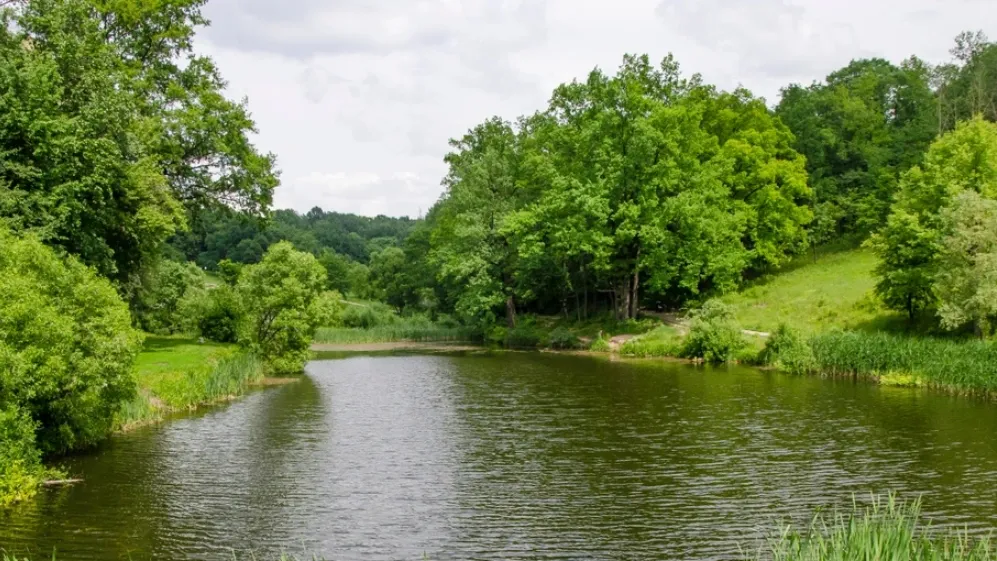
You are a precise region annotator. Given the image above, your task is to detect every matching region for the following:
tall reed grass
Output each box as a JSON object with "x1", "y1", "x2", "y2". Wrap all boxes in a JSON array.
[
  {"x1": 116, "y1": 350, "x2": 267, "y2": 429},
  {"x1": 755, "y1": 494, "x2": 994, "y2": 561},
  {"x1": 809, "y1": 331, "x2": 997, "y2": 393},
  {"x1": 313, "y1": 324, "x2": 481, "y2": 344}
]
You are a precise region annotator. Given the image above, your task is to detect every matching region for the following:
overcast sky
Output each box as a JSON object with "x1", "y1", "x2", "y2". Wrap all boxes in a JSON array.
[{"x1": 195, "y1": 0, "x2": 994, "y2": 218}]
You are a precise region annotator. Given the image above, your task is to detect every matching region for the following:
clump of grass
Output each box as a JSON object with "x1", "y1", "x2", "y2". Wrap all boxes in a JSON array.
[
  {"x1": 116, "y1": 337, "x2": 267, "y2": 430},
  {"x1": 760, "y1": 324, "x2": 815, "y2": 373},
  {"x1": 619, "y1": 325, "x2": 684, "y2": 358},
  {"x1": 589, "y1": 336, "x2": 611, "y2": 352},
  {"x1": 809, "y1": 331, "x2": 997, "y2": 394},
  {"x1": 755, "y1": 494, "x2": 995, "y2": 561}
]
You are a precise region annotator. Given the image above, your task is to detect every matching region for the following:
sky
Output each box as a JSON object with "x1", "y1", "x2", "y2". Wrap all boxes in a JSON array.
[{"x1": 194, "y1": 0, "x2": 995, "y2": 219}]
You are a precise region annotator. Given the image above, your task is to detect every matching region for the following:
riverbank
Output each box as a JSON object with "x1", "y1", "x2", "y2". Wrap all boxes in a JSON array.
[{"x1": 115, "y1": 336, "x2": 282, "y2": 432}]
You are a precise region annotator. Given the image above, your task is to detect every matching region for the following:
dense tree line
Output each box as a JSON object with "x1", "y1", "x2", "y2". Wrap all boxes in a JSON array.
[{"x1": 352, "y1": 33, "x2": 997, "y2": 330}]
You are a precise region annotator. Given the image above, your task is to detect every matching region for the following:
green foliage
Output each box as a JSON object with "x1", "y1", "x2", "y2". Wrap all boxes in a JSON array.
[
  {"x1": 682, "y1": 300, "x2": 747, "y2": 363},
  {"x1": 776, "y1": 57, "x2": 937, "y2": 238},
  {"x1": 216, "y1": 259, "x2": 243, "y2": 286},
  {"x1": 132, "y1": 259, "x2": 208, "y2": 334},
  {"x1": 760, "y1": 324, "x2": 815, "y2": 373},
  {"x1": 0, "y1": 404, "x2": 44, "y2": 506},
  {"x1": 934, "y1": 191, "x2": 997, "y2": 335},
  {"x1": 0, "y1": 229, "x2": 142, "y2": 455},
  {"x1": 236, "y1": 242, "x2": 327, "y2": 375},
  {"x1": 120, "y1": 337, "x2": 265, "y2": 429},
  {"x1": 758, "y1": 494, "x2": 995, "y2": 561},
  {"x1": 340, "y1": 301, "x2": 399, "y2": 329},
  {"x1": 314, "y1": 319, "x2": 480, "y2": 345},
  {"x1": 867, "y1": 211, "x2": 939, "y2": 321},
  {"x1": 548, "y1": 327, "x2": 582, "y2": 350},
  {"x1": 872, "y1": 117, "x2": 997, "y2": 324},
  {"x1": 0, "y1": 0, "x2": 277, "y2": 282},
  {"x1": 503, "y1": 325, "x2": 549, "y2": 349},
  {"x1": 195, "y1": 286, "x2": 242, "y2": 344},
  {"x1": 589, "y1": 336, "x2": 612, "y2": 353}
]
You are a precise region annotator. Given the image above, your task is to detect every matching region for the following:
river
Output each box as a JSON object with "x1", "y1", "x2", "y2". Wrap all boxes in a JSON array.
[{"x1": 2, "y1": 351, "x2": 997, "y2": 560}]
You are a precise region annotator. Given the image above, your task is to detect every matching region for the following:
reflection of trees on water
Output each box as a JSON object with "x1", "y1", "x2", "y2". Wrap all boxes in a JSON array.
[{"x1": 444, "y1": 354, "x2": 997, "y2": 559}]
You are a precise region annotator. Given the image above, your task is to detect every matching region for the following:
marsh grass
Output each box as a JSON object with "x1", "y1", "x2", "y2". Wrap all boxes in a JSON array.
[
  {"x1": 314, "y1": 324, "x2": 481, "y2": 344},
  {"x1": 754, "y1": 494, "x2": 995, "y2": 561},
  {"x1": 809, "y1": 331, "x2": 997, "y2": 394},
  {"x1": 116, "y1": 337, "x2": 267, "y2": 429}
]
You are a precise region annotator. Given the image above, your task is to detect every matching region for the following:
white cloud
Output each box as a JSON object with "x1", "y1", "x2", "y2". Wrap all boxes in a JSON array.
[{"x1": 194, "y1": 0, "x2": 996, "y2": 217}]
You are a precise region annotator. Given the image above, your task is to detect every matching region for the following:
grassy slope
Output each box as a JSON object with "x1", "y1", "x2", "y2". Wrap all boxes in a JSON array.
[
  {"x1": 117, "y1": 336, "x2": 266, "y2": 430},
  {"x1": 722, "y1": 248, "x2": 901, "y2": 334}
]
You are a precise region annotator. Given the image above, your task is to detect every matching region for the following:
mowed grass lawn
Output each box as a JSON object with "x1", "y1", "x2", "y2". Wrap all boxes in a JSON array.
[{"x1": 723, "y1": 248, "x2": 902, "y2": 334}]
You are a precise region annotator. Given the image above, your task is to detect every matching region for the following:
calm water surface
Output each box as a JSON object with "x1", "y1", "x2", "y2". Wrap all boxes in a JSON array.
[{"x1": 3, "y1": 352, "x2": 997, "y2": 560}]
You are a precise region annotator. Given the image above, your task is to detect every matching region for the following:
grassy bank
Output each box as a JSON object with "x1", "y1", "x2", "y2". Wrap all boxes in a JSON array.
[
  {"x1": 116, "y1": 336, "x2": 268, "y2": 430},
  {"x1": 755, "y1": 494, "x2": 994, "y2": 561}
]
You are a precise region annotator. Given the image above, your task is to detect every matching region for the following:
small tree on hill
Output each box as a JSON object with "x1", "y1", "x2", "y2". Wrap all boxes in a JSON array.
[{"x1": 935, "y1": 191, "x2": 997, "y2": 336}]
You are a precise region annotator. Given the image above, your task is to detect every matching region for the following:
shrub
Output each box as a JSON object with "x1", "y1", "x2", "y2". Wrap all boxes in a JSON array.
[
  {"x1": 549, "y1": 327, "x2": 581, "y2": 350},
  {"x1": 237, "y1": 242, "x2": 328, "y2": 375},
  {"x1": 682, "y1": 300, "x2": 747, "y2": 363},
  {"x1": 590, "y1": 337, "x2": 612, "y2": 353},
  {"x1": 504, "y1": 325, "x2": 548, "y2": 349},
  {"x1": 340, "y1": 301, "x2": 398, "y2": 329},
  {"x1": 0, "y1": 405, "x2": 45, "y2": 506},
  {"x1": 196, "y1": 287, "x2": 243, "y2": 343},
  {"x1": 760, "y1": 324, "x2": 815, "y2": 373},
  {"x1": 0, "y1": 229, "x2": 142, "y2": 455},
  {"x1": 310, "y1": 291, "x2": 346, "y2": 329}
]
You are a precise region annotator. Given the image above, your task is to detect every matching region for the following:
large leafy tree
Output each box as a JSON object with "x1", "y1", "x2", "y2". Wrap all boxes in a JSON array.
[
  {"x1": 776, "y1": 57, "x2": 937, "y2": 237},
  {"x1": 0, "y1": 0, "x2": 277, "y2": 283},
  {"x1": 430, "y1": 117, "x2": 529, "y2": 327},
  {"x1": 236, "y1": 241, "x2": 327, "y2": 375},
  {"x1": 0, "y1": 0, "x2": 184, "y2": 282},
  {"x1": 870, "y1": 116, "x2": 997, "y2": 323}
]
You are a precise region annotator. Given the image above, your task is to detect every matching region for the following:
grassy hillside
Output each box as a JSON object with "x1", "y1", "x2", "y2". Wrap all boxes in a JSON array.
[{"x1": 723, "y1": 248, "x2": 901, "y2": 334}]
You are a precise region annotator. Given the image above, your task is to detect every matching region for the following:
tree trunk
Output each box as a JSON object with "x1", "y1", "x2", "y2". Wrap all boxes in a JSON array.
[
  {"x1": 629, "y1": 267, "x2": 640, "y2": 320},
  {"x1": 505, "y1": 294, "x2": 517, "y2": 328},
  {"x1": 621, "y1": 281, "x2": 631, "y2": 322},
  {"x1": 582, "y1": 264, "x2": 589, "y2": 320}
]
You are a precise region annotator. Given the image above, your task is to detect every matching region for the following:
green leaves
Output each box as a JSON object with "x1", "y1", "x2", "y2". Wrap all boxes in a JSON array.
[
  {"x1": 0, "y1": 227, "x2": 142, "y2": 456},
  {"x1": 0, "y1": 0, "x2": 276, "y2": 284},
  {"x1": 236, "y1": 241, "x2": 327, "y2": 375}
]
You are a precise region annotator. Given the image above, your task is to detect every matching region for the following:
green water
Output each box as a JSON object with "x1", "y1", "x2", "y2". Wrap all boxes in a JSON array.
[{"x1": 2, "y1": 352, "x2": 997, "y2": 560}]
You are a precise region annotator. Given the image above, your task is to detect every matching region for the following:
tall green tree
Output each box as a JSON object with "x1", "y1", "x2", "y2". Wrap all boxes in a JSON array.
[
  {"x1": 776, "y1": 57, "x2": 937, "y2": 237},
  {"x1": 870, "y1": 116, "x2": 997, "y2": 322},
  {"x1": 430, "y1": 117, "x2": 528, "y2": 327}
]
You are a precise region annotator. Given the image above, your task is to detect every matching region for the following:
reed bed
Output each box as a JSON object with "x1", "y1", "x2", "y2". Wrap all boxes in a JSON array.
[
  {"x1": 809, "y1": 331, "x2": 997, "y2": 394},
  {"x1": 755, "y1": 494, "x2": 995, "y2": 561},
  {"x1": 313, "y1": 325, "x2": 481, "y2": 344}
]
